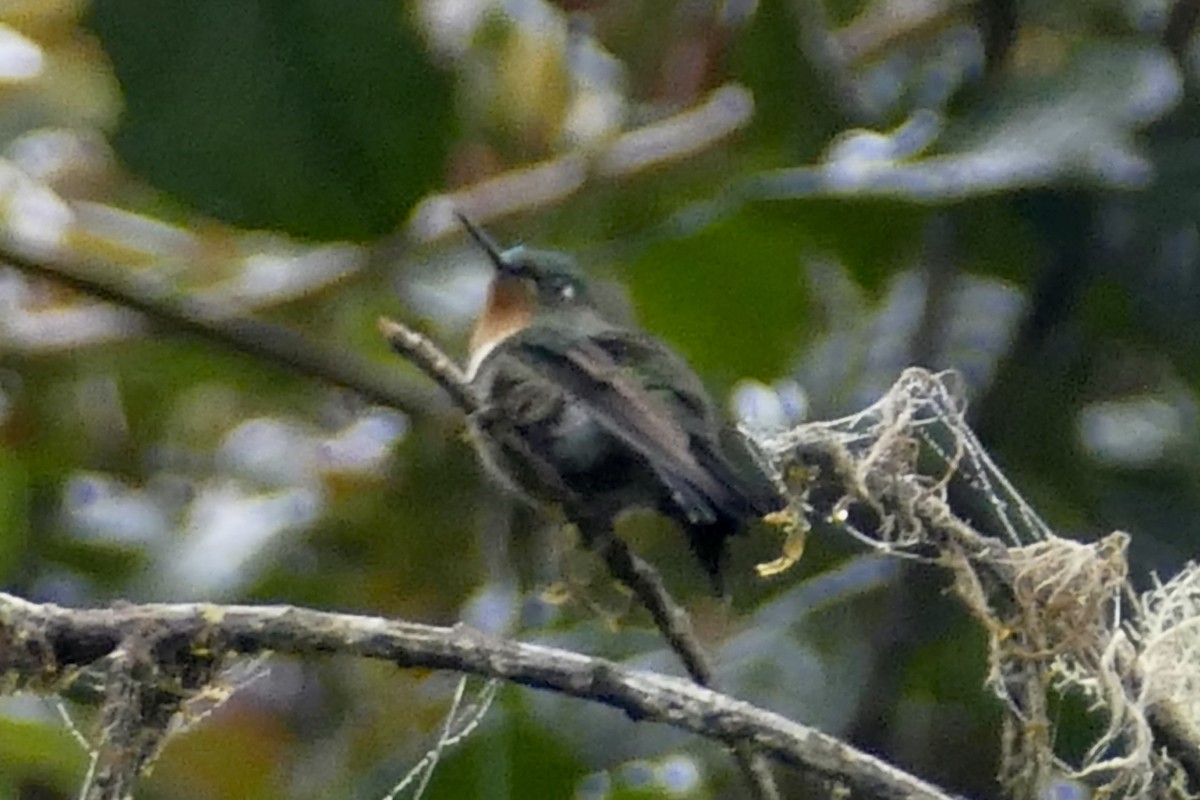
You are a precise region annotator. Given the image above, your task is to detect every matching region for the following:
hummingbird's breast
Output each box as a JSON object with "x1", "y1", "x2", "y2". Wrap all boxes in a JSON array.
[
  {"x1": 468, "y1": 348, "x2": 652, "y2": 517},
  {"x1": 467, "y1": 275, "x2": 535, "y2": 379}
]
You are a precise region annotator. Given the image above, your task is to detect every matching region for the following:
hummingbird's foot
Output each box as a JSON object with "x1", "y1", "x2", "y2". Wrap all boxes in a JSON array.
[
  {"x1": 538, "y1": 581, "x2": 572, "y2": 606},
  {"x1": 541, "y1": 521, "x2": 638, "y2": 630},
  {"x1": 755, "y1": 508, "x2": 808, "y2": 577},
  {"x1": 539, "y1": 575, "x2": 634, "y2": 632}
]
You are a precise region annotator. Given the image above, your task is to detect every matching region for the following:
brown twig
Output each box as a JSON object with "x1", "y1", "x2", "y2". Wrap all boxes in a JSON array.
[
  {"x1": 378, "y1": 317, "x2": 477, "y2": 414},
  {"x1": 0, "y1": 244, "x2": 444, "y2": 415},
  {"x1": 0, "y1": 591, "x2": 959, "y2": 800},
  {"x1": 586, "y1": 526, "x2": 715, "y2": 685}
]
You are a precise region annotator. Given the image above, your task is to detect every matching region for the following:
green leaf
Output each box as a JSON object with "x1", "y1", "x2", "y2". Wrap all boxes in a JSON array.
[
  {"x1": 625, "y1": 208, "x2": 810, "y2": 384},
  {"x1": 729, "y1": 0, "x2": 844, "y2": 156},
  {"x1": 624, "y1": 199, "x2": 925, "y2": 386},
  {"x1": 87, "y1": 0, "x2": 454, "y2": 240}
]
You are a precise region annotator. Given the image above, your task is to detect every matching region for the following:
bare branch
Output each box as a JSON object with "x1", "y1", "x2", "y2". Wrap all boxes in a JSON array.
[
  {"x1": 378, "y1": 317, "x2": 478, "y2": 414},
  {"x1": 0, "y1": 591, "x2": 957, "y2": 800},
  {"x1": 0, "y1": 244, "x2": 444, "y2": 415}
]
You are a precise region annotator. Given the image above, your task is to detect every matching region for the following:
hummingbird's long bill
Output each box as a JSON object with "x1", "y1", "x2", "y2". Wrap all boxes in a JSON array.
[{"x1": 454, "y1": 210, "x2": 507, "y2": 269}]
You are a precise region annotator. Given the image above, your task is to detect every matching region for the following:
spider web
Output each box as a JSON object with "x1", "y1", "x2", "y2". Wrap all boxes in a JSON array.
[{"x1": 753, "y1": 367, "x2": 1200, "y2": 798}]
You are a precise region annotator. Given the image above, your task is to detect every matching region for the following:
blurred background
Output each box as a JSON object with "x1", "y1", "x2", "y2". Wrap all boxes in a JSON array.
[{"x1": 0, "y1": 0, "x2": 1198, "y2": 798}]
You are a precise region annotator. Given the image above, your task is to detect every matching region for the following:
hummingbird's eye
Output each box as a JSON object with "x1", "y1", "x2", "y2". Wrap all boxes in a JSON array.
[{"x1": 541, "y1": 275, "x2": 577, "y2": 303}]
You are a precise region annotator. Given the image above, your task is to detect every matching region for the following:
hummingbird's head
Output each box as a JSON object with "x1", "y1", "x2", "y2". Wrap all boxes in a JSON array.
[
  {"x1": 458, "y1": 213, "x2": 595, "y2": 376},
  {"x1": 457, "y1": 212, "x2": 591, "y2": 311}
]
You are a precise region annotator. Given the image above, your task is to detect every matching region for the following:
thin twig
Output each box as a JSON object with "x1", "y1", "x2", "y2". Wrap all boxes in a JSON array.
[
  {"x1": 377, "y1": 317, "x2": 478, "y2": 414},
  {"x1": 586, "y1": 524, "x2": 714, "y2": 685},
  {"x1": 0, "y1": 591, "x2": 958, "y2": 800},
  {"x1": 593, "y1": 531, "x2": 784, "y2": 798},
  {"x1": 53, "y1": 699, "x2": 99, "y2": 800},
  {"x1": 0, "y1": 244, "x2": 443, "y2": 415},
  {"x1": 383, "y1": 679, "x2": 501, "y2": 800},
  {"x1": 413, "y1": 675, "x2": 467, "y2": 800}
]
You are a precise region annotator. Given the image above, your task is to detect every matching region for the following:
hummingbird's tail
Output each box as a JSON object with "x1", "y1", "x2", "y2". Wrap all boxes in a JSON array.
[
  {"x1": 685, "y1": 518, "x2": 738, "y2": 596},
  {"x1": 674, "y1": 433, "x2": 785, "y2": 594}
]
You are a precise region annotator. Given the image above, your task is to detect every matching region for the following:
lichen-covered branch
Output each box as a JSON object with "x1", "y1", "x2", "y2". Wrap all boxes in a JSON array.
[
  {"x1": 758, "y1": 368, "x2": 1200, "y2": 797},
  {"x1": 0, "y1": 591, "x2": 956, "y2": 800}
]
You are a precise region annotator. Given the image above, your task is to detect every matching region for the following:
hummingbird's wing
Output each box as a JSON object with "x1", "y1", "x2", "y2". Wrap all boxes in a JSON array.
[
  {"x1": 596, "y1": 330, "x2": 783, "y2": 519},
  {"x1": 506, "y1": 323, "x2": 778, "y2": 526}
]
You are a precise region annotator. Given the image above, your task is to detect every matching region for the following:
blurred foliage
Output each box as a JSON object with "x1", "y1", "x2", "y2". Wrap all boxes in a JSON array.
[
  {"x1": 1, "y1": 0, "x2": 1199, "y2": 798},
  {"x1": 88, "y1": 0, "x2": 454, "y2": 240}
]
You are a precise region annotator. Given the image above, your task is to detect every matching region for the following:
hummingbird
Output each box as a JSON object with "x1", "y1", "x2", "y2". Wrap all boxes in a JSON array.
[{"x1": 458, "y1": 215, "x2": 782, "y2": 591}]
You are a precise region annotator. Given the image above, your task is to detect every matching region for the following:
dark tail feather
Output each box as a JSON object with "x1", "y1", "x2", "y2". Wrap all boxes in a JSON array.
[
  {"x1": 686, "y1": 519, "x2": 737, "y2": 597},
  {"x1": 678, "y1": 436, "x2": 783, "y2": 595},
  {"x1": 692, "y1": 433, "x2": 785, "y2": 522}
]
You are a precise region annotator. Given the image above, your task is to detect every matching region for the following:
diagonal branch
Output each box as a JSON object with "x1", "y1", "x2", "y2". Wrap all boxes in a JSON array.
[
  {"x1": 0, "y1": 244, "x2": 443, "y2": 415},
  {"x1": 0, "y1": 591, "x2": 957, "y2": 800},
  {"x1": 378, "y1": 317, "x2": 477, "y2": 414}
]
